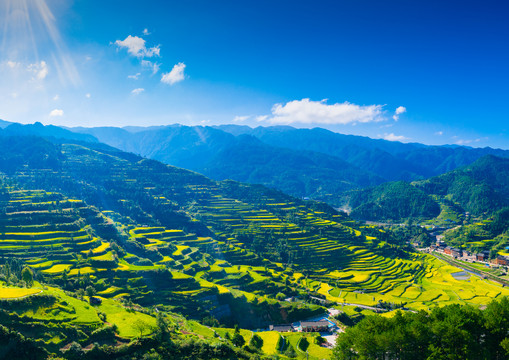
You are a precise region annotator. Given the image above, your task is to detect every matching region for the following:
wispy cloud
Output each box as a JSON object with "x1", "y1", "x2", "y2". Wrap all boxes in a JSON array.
[
  {"x1": 6, "y1": 61, "x2": 21, "y2": 69},
  {"x1": 161, "y1": 62, "x2": 186, "y2": 85},
  {"x1": 115, "y1": 35, "x2": 160, "y2": 58},
  {"x1": 454, "y1": 137, "x2": 487, "y2": 145},
  {"x1": 256, "y1": 115, "x2": 269, "y2": 122},
  {"x1": 27, "y1": 61, "x2": 48, "y2": 80},
  {"x1": 435, "y1": 131, "x2": 443, "y2": 136},
  {"x1": 85, "y1": 93, "x2": 91, "y2": 98},
  {"x1": 49, "y1": 109, "x2": 63, "y2": 117},
  {"x1": 128, "y1": 72, "x2": 141, "y2": 80},
  {"x1": 269, "y1": 99, "x2": 385, "y2": 125},
  {"x1": 382, "y1": 133, "x2": 409, "y2": 142},
  {"x1": 131, "y1": 88, "x2": 145, "y2": 95},
  {"x1": 392, "y1": 106, "x2": 406, "y2": 121},
  {"x1": 143, "y1": 28, "x2": 151, "y2": 36},
  {"x1": 141, "y1": 60, "x2": 160, "y2": 74},
  {"x1": 233, "y1": 115, "x2": 250, "y2": 122}
]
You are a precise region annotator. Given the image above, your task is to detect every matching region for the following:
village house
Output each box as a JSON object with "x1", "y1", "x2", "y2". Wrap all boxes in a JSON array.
[
  {"x1": 269, "y1": 324, "x2": 293, "y2": 332},
  {"x1": 451, "y1": 248, "x2": 462, "y2": 258},
  {"x1": 461, "y1": 251, "x2": 476, "y2": 262},
  {"x1": 444, "y1": 247, "x2": 453, "y2": 255},
  {"x1": 301, "y1": 320, "x2": 329, "y2": 332},
  {"x1": 476, "y1": 250, "x2": 491, "y2": 262},
  {"x1": 492, "y1": 256, "x2": 509, "y2": 266}
]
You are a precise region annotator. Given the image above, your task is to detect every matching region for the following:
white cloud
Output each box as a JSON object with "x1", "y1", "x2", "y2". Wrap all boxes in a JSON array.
[
  {"x1": 435, "y1": 131, "x2": 443, "y2": 136},
  {"x1": 143, "y1": 28, "x2": 150, "y2": 36},
  {"x1": 454, "y1": 137, "x2": 486, "y2": 145},
  {"x1": 115, "y1": 35, "x2": 160, "y2": 58},
  {"x1": 392, "y1": 106, "x2": 407, "y2": 121},
  {"x1": 128, "y1": 72, "x2": 141, "y2": 80},
  {"x1": 256, "y1": 115, "x2": 269, "y2": 122},
  {"x1": 141, "y1": 60, "x2": 160, "y2": 74},
  {"x1": 27, "y1": 61, "x2": 48, "y2": 80},
  {"x1": 85, "y1": 93, "x2": 91, "y2": 98},
  {"x1": 152, "y1": 63, "x2": 160, "y2": 74},
  {"x1": 382, "y1": 133, "x2": 409, "y2": 142},
  {"x1": 6, "y1": 61, "x2": 20, "y2": 69},
  {"x1": 49, "y1": 109, "x2": 64, "y2": 117},
  {"x1": 53, "y1": 94, "x2": 59, "y2": 101},
  {"x1": 233, "y1": 115, "x2": 250, "y2": 122},
  {"x1": 131, "y1": 88, "x2": 145, "y2": 95},
  {"x1": 161, "y1": 62, "x2": 186, "y2": 85},
  {"x1": 269, "y1": 99, "x2": 385, "y2": 125}
]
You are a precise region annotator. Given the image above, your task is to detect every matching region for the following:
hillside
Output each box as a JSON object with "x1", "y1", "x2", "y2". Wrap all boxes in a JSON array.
[
  {"x1": 348, "y1": 181, "x2": 441, "y2": 222},
  {"x1": 1, "y1": 134, "x2": 509, "y2": 359},
  {"x1": 346, "y1": 155, "x2": 509, "y2": 223}
]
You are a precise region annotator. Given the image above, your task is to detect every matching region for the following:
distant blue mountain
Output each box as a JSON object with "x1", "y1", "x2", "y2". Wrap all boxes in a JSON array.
[{"x1": 70, "y1": 124, "x2": 509, "y2": 207}]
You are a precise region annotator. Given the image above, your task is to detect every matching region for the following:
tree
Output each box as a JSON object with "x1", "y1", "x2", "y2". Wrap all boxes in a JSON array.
[
  {"x1": 133, "y1": 321, "x2": 149, "y2": 337},
  {"x1": 249, "y1": 333, "x2": 263, "y2": 349},
  {"x1": 21, "y1": 267, "x2": 33, "y2": 287},
  {"x1": 76, "y1": 288, "x2": 85, "y2": 300},
  {"x1": 85, "y1": 285, "x2": 96, "y2": 298},
  {"x1": 231, "y1": 332, "x2": 245, "y2": 347},
  {"x1": 284, "y1": 344, "x2": 297, "y2": 358},
  {"x1": 231, "y1": 326, "x2": 245, "y2": 347}
]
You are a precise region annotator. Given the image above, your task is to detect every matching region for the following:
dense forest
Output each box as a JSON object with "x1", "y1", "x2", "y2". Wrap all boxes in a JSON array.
[{"x1": 333, "y1": 297, "x2": 509, "y2": 360}]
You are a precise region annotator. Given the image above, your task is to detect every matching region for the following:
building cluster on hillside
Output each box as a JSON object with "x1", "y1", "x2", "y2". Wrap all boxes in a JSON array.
[{"x1": 431, "y1": 241, "x2": 509, "y2": 266}]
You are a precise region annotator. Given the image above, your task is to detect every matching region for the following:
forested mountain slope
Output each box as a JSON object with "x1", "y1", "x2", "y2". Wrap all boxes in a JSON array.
[{"x1": 347, "y1": 155, "x2": 509, "y2": 222}]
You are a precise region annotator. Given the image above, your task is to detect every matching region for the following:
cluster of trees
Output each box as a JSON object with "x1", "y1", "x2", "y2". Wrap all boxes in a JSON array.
[
  {"x1": 333, "y1": 297, "x2": 509, "y2": 360},
  {"x1": 0, "y1": 259, "x2": 37, "y2": 287}
]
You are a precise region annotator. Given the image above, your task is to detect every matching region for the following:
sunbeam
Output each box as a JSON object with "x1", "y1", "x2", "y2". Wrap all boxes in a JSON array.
[{"x1": 1, "y1": 0, "x2": 80, "y2": 86}]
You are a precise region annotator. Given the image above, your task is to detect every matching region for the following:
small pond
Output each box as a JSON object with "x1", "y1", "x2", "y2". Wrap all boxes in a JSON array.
[{"x1": 451, "y1": 271, "x2": 471, "y2": 280}]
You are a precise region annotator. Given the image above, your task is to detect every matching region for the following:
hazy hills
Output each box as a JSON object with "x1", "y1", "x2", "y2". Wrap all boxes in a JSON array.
[
  {"x1": 69, "y1": 123, "x2": 509, "y2": 206},
  {"x1": 1, "y1": 122, "x2": 97, "y2": 143}
]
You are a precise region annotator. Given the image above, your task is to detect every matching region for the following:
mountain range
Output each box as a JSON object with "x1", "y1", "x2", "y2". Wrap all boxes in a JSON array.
[
  {"x1": 68, "y1": 124, "x2": 509, "y2": 208},
  {"x1": 1, "y1": 121, "x2": 508, "y2": 222}
]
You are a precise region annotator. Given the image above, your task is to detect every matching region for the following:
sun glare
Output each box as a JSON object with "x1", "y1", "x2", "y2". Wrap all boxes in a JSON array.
[{"x1": 1, "y1": 0, "x2": 79, "y2": 86}]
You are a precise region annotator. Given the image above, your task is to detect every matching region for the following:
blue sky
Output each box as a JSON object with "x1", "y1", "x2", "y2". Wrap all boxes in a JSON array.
[{"x1": 0, "y1": 0, "x2": 508, "y2": 148}]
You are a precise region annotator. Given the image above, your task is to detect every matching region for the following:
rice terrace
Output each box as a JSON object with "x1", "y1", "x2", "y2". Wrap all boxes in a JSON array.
[{"x1": 1, "y1": 0, "x2": 509, "y2": 359}]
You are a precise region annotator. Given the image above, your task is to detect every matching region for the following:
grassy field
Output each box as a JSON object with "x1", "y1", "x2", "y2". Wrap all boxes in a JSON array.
[{"x1": 96, "y1": 298, "x2": 157, "y2": 337}]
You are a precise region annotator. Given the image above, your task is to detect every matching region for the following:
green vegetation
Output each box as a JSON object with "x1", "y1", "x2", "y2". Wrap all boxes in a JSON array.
[
  {"x1": 347, "y1": 155, "x2": 509, "y2": 224},
  {"x1": 442, "y1": 207, "x2": 509, "y2": 254},
  {"x1": 333, "y1": 297, "x2": 509, "y2": 360},
  {"x1": 0, "y1": 135, "x2": 507, "y2": 359}
]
